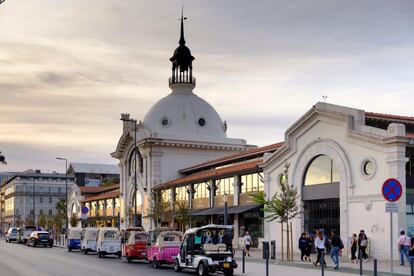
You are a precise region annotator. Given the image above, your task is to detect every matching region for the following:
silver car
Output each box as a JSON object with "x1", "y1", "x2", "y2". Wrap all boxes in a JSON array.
[{"x1": 5, "y1": 227, "x2": 18, "y2": 243}]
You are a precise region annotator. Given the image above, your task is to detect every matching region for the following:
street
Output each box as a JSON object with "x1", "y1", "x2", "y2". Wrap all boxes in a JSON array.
[{"x1": 0, "y1": 240, "x2": 340, "y2": 276}]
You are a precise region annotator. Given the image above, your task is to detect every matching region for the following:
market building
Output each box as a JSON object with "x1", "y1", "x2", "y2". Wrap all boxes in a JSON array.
[
  {"x1": 67, "y1": 163, "x2": 119, "y2": 187},
  {"x1": 261, "y1": 102, "x2": 414, "y2": 259},
  {"x1": 111, "y1": 15, "x2": 252, "y2": 230}
]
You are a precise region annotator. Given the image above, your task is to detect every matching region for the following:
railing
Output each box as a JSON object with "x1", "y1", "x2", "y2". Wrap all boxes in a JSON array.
[{"x1": 168, "y1": 76, "x2": 196, "y2": 86}]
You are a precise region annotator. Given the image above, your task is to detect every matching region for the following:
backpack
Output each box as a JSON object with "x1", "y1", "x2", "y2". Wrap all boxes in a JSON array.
[{"x1": 339, "y1": 238, "x2": 344, "y2": 249}]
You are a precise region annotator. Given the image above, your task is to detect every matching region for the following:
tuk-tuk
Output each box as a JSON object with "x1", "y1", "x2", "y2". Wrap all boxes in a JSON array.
[
  {"x1": 67, "y1": 228, "x2": 83, "y2": 251},
  {"x1": 123, "y1": 230, "x2": 148, "y2": 263},
  {"x1": 174, "y1": 224, "x2": 237, "y2": 276},
  {"x1": 147, "y1": 229, "x2": 183, "y2": 268},
  {"x1": 96, "y1": 227, "x2": 122, "y2": 258},
  {"x1": 81, "y1": 227, "x2": 98, "y2": 254},
  {"x1": 121, "y1": 227, "x2": 145, "y2": 257}
]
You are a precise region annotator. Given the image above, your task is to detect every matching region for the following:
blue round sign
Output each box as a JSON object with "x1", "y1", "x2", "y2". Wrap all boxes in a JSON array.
[
  {"x1": 382, "y1": 178, "x2": 402, "y2": 202},
  {"x1": 81, "y1": 206, "x2": 89, "y2": 214}
]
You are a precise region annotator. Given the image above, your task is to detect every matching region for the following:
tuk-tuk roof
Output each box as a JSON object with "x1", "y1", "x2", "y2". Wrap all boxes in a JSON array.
[
  {"x1": 149, "y1": 227, "x2": 174, "y2": 233},
  {"x1": 184, "y1": 224, "x2": 233, "y2": 235},
  {"x1": 158, "y1": 231, "x2": 182, "y2": 237},
  {"x1": 125, "y1": 227, "x2": 145, "y2": 232},
  {"x1": 99, "y1": 227, "x2": 120, "y2": 232}
]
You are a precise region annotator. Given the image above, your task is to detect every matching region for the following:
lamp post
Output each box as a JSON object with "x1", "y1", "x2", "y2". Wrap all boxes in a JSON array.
[
  {"x1": 56, "y1": 157, "x2": 68, "y2": 230},
  {"x1": 120, "y1": 116, "x2": 138, "y2": 227},
  {"x1": 224, "y1": 193, "x2": 228, "y2": 225},
  {"x1": 0, "y1": 151, "x2": 6, "y2": 165}
]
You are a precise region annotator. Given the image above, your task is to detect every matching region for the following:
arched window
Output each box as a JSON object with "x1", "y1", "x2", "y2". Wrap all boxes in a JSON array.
[
  {"x1": 128, "y1": 148, "x2": 144, "y2": 176},
  {"x1": 39, "y1": 209, "x2": 44, "y2": 216},
  {"x1": 304, "y1": 155, "x2": 340, "y2": 186}
]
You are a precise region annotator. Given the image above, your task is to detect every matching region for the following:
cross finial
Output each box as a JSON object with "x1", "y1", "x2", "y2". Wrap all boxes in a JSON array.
[
  {"x1": 322, "y1": 95, "x2": 328, "y2": 103},
  {"x1": 179, "y1": 4, "x2": 188, "y2": 45}
]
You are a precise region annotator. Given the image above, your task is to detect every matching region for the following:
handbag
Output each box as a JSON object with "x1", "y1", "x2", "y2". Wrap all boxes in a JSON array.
[{"x1": 400, "y1": 237, "x2": 407, "y2": 251}]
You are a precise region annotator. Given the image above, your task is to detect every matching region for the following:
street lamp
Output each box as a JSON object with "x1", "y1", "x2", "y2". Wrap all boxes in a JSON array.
[
  {"x1": 56, "y1": 157, "x2": 68, "y2": 230},
  {"x1": 224, "y1": 193, "x2": 228, "y2": 225},
  {"x1": 120, "y1": 115, "x2": 139, "y2": 227},
  {"x1": 0, "y1": 151, "x2": 6, "y2": 165}
]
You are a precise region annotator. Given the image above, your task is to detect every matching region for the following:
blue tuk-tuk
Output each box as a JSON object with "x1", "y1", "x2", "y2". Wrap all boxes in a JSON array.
[{"x1": 67, "y1": 228, "x2": 83, "y2": 251}]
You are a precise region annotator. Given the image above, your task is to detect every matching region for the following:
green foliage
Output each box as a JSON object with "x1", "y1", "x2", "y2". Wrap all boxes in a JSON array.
[
  {"x1": 173, "y1": 201, "x2": 190, "y2": 231},
  {"x1": 145, "y1": 192, "x2": 172, "y2": 227},
  {"x1": 70, "y1": 213, "x2": 78, "y2": 227},
  {"x1": 24, "y1": 216, "x2": 34, "y2": 226},
  {"x1": 38, "y1": 213, "x2": 47, "y2": 228},
  {"x1": 55, "y1": 198, "x2": 66, "y2": 215},
  {"x1": 251, "y1": 163, "x2": 300, "y2": 223}
]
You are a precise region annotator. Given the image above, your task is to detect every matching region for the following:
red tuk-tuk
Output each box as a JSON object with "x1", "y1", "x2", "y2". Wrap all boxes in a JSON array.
[
  {"x1": 121, "y1": 227, "x2": 145, "y2": 258},
  {"x1": 124, "y1": 230, "x2": 148, "y2": 263}
]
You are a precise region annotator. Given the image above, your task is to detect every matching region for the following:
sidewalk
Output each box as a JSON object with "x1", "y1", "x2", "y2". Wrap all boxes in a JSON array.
[{"x1": 234, "y1": 248, "x2": 412, "y2": 276}]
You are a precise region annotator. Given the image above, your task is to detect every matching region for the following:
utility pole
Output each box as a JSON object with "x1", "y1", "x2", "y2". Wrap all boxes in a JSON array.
[{"x1": 56, "y1": 157, "x2": 68, "y2": 230}]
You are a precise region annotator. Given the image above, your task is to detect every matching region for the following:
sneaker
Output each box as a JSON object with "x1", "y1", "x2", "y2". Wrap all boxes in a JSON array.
[
  {"x1": 364, "y1": 258, "x2": 370, "y2": 262},
  {"x1": 313, "y1": 262, "x2": 317, "y2": 267},
  {"x1": 334, "y1": 265, "x2": 339, "y2": 270}
]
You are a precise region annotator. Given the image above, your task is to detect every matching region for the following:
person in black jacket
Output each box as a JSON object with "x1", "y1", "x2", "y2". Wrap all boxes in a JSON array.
[
  {"x1": 298, "y1": 233, "x2": 308, "y2": 261},
  {"x1": 330, "y1": 231, "x2": 344, "y2": 270}
]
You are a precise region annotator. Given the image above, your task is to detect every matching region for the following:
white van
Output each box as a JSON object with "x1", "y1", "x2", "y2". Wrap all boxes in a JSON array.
[
  {"x1": 81, "y1": 227, "x2": 98, "y2": 254},
  {"x1": 96, "y1": 227, "x2": 121, "y2": 258},
  {"x1": 6, "y1": 227, "x2": 18, "y2": 243}
]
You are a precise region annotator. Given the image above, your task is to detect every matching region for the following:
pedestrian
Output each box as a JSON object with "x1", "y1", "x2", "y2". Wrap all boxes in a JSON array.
[
  {"x1": 243, "y1": 231, "x2": 252, "y2": 257},
  {"x1": 398, "y1": 230, "x2": 411, "y2": 265},
  {"x1": 350, "y1": 233, "x2": 358, "y2": 264},
  {"x1": 409, "y1": 234, "x2": 414, "y2": 264},
  {"x1": 330, "y1": 230, "x2": 344, "y2": 270},
  {"x1": 305, "y1": 233, "x2": 313, "y2": 262},
  {"x1": 313, "y1": 230, "x2": 326, "y2": 268},
  {"x1": 358, "y1": 230, "x2": 369, "y2": 261},
  {"x1": 299, "y1": 233, "x2": 308, "y2": 261}
]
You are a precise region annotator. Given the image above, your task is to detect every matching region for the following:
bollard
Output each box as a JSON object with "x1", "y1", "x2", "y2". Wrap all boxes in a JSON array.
[
  {"x1": 242, "y1": 249, "x2": 245, "y2": 274},
  {"x1": 359, "y1": 250, "x2": 363, "y2": 275},
  {"x1": 271, "y1": 240, "x2": 276, "y2": 260},
  {"x1": 321, "y1": 251, "x2": 325, "y2": 276},
  {"x1": 266, "y1": 258, "x2": 269, "y2": 276},
  {"x1": 262, "y1": 241, "x2": 270, "y2": 276},
  {"x1": 374, "y1": 259, "x2": 377, "y2": 276}
]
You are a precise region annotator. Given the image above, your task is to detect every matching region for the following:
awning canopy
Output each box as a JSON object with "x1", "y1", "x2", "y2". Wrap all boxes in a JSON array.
[{"x1": 190, "y1": 204, "x2": 262, "y2": 216}]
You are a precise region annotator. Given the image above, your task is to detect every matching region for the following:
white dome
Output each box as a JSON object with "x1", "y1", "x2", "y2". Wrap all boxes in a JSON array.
[{"x1": 143, "y1": 83, "x2": 226, "y2": 139}]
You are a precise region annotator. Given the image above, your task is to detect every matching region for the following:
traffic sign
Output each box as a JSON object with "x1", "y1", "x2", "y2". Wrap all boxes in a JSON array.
[
  {"x1": 385, "y1": 202, "x2": 399, "y2": 213},
  {"x1": 382, "y1": 178, "x2": 402, "y2": 202},
  {"x1": 81, "y1": 206, "x2": 89, "y2": 214}
]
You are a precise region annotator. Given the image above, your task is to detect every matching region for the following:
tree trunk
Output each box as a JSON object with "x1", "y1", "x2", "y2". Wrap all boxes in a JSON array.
[
  {"x1": 281, "y1": 223, "x2": 284, "y2": 261},
  {"x1": 286, "y1": 220, "x2": 290, "y2": 261},
  {"x1": 290, "y1": 221, "x2": 293, "y2": 261}
]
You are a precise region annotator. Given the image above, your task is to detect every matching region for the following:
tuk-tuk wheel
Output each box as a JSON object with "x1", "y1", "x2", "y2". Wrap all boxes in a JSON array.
[
  {"x1": 174, "y1": 260, "x2": 181, "y2": 272},
  {"x1": 84, "y1": 249, "x2": 87, "y2": 255},
  {"x1": 153, "y1": 259, "x2": 160, "y2": 269},
  {"x1": 127, "y1": 256, "x2": 131, "y2": 263},
  {"x1": 68, "y1": 248, "x2": 72, "y2": 252},
  {"x1": 118, "y1": 252, "x2": 122, "y2": 258},
  {"x1": 197, "y1": 263, "x2": 208, "y2": 276},
  {"x1": 98, "y1": 252, "x2": 102, "y2": 258},
  {"x1": 223, "y1": 269, "x2": 234, "y2": 276}
]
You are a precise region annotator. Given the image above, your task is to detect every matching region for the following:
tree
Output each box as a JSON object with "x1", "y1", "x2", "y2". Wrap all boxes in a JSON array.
[
  {"x1": 70, "y1": 213, "x2": 78, "y2": 227},
  {"x1": 38, "y1": 213, "x2": 47, "y2": 229},
  {"x1": 55, "y1": 198, "x2": 66, "y2": 215},
  {"x1": 173, "y1": 201, "x2": 191, "y2": 232},
  {"x1": 47, "y1": 216, "x2": 54, "y2": 229},
  {"x1": 24, "y1": 216, "x2": 34, "y2": 226},
  {"x1": 251, "y1": 162, "x2": 300, "y2": 261},
  {"x1": 145, "y1": 192, "x2": 172, "y2": 227}
]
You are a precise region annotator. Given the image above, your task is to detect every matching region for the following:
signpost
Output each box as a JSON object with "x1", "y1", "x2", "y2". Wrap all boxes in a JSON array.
[
  {"x1": 81, "y1": 206, "x2": 89, "y2": 227},
  {"x1": 382, "y1": 178, "x2": 403, "y2": 276}
]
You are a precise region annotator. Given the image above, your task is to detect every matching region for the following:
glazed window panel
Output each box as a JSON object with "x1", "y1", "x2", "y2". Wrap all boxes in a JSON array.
[
  {"x1": 175, "y1": 186, "x2": 188, "y2": 201},
  {"x1": 193, "y1": 182, "x2": 208, "y2": 199},
  {"x1": 161, "y1": 189, "x2": 171, "y2": 203},
  {"x1": 241, "y1": 173, "x2": 263, "y2": 193},
  {"x1": 304, "y1": 155, "x2": 340, "y2": 186},
  {"x1": 216, "y1": 177, "x2": 234, "y2": 195}
]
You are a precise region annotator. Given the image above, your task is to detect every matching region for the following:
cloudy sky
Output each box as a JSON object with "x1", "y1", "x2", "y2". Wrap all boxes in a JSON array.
[{"x1": 0, "y1": 0, "x2": 413, "y2": 172}]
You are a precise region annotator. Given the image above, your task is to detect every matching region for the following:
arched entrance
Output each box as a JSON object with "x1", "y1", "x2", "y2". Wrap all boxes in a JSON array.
[{"x1": 302, "y1": 154, "x2": 340, "y2": 235}]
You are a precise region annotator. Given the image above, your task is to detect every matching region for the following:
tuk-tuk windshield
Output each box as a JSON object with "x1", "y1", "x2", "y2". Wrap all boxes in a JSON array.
[
  {"x1": 68, "y1": 230, "x2": 82, "y2": 239},
  {"x1": 103, "y1": 230, "x2": 120, "y2": 240},
  {"x1": 198, "y1": 228, "x2": 233, "y2": 246},
  {"x1": 135, "y1": 233, "x2": 148, "y2": 241},
  {"x1": 85, "y1": 230, "x2": 98, "y2": 240},
  {"x1": 156, "y1": 232, "x2": 182, "y2": 246}
]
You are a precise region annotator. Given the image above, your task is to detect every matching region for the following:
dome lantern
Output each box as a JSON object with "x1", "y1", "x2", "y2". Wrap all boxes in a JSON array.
[{"x1": 169, "y1": 7, "x2": 195, "y2": 88}]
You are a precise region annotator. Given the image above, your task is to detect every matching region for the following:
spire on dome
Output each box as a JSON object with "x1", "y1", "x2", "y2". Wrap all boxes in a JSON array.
[{"x1": 169, "y1": 6, "x2": 195, "y2": 87}]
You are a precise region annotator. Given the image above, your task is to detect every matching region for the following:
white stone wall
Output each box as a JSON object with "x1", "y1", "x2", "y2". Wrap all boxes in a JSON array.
[{"x1": 263, "y1": 102, "x2": 409, "y2": 260}]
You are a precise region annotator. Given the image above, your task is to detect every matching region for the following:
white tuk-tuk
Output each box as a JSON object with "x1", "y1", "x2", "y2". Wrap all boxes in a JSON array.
[
  {"x1": 81, "y1": 227, "x2": 98, "y2": 254},
  {"x1": 96, "y1": 227, "x2": 122, "y2": 258}
]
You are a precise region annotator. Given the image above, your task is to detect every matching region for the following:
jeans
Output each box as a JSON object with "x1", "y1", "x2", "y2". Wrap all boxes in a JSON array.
[
  {"x1": 400, "y1": 245, "x2": 411, "y2": 264},
  {"x1": 330, "y1": 246, "x2": 340, "y2": 266}
]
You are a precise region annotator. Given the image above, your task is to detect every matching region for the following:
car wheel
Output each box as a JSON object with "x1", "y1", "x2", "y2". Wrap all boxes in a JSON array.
[
  {"x1": 153, "y1": 258, "x2": 160, "y2": 269},
  {"x1": 43, "y1": 245, "x2": 47, "y2": 248},
  {"x1": 223, "y1": 269, "x2": 234, "y2": 276},
  {"x1": 174, "y1": 259, "x2": 182, "y2": 272},
  {"x1": 197, "y1": 263, "x2": 208, "y2": 276}
]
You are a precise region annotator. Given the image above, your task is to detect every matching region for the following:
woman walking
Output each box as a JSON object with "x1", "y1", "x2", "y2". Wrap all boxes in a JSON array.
[
  {"x1": 313, "y1": 230, "x2": 326, "y2": 267},
  {"x1": 305, "y1": 233, "x2": 313, "y2": 262},
  {"x1": 350, "y1": 233, "x2": 358, "y2": 264}
]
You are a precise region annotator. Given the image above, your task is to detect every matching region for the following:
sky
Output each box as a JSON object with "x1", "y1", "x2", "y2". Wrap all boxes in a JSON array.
[{"x1": 0, "y1": 0, "x2": 414, "y2": 172}]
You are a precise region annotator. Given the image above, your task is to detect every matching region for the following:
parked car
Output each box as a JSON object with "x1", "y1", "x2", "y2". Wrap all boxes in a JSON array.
[
  {"x1": 96, "y1": 227, "x2": 121, "y2": 258},
  {"x1": 123, "y1": 230, "x2": 148, "y2": 263},
  {"x1": 5, "y1": 227, "x2": 18, "y2": 243},
  {"x1": 27, "y1": 231, "x2": 54, "y2": 247},
  {"x1": 174, "y1": 224, "x2": 237, "y2": 276},
  {"x1": 147, "y1": 229, "x2": 183, "y2": 268},
  {"x1": 121, "y1": 227, "x2": 145, "y2": 257},
  {"x1": 67, "y1": 228, "x2": 83, "y2": 252},
  {"x1": 22, "y1": 225, "x2": 36, "y2": 244},
  {"x1": 81, "y1": 227, "x2": 98, "y2": 254}
]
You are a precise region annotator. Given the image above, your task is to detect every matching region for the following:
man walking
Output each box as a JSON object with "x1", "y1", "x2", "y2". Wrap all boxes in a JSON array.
[
  {"x1": 330, "y1": 231, "x2": 344, "y2": 270},
  {"x1": 398, "y1": 230, "x2": 411, "y2": 265},
  {"x1": 358, "y1": 230, "x2": 369, "y2": 261},
  {"x1": 244, "y1": 231, "x2": 252, "y2": 257}
]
